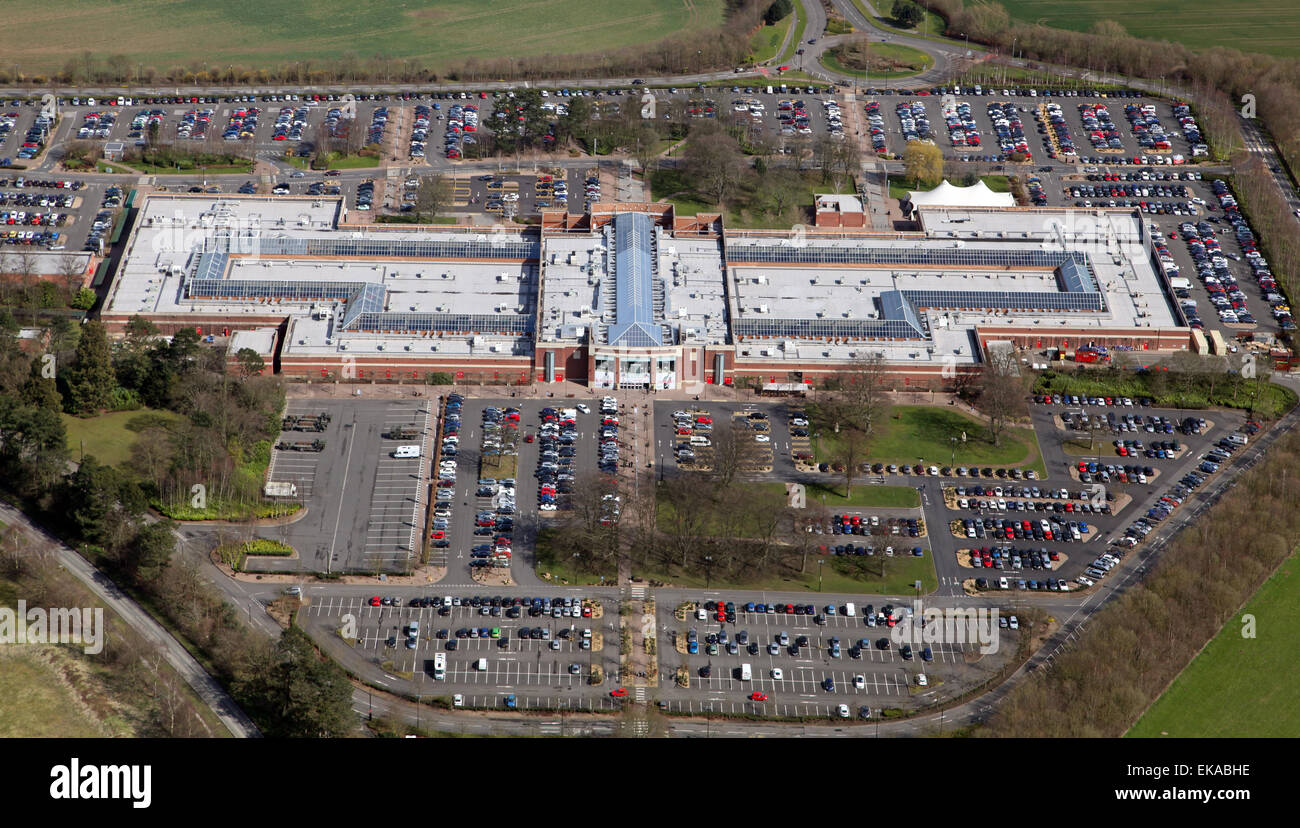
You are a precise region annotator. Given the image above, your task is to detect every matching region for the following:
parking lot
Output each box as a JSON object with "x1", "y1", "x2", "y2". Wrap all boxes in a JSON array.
[
  {"x1": 866, "y1": 87, "x2": 1201, "y2": 166},
  {"x1": 262, "y1": 399, "x2": 433, "y2": 574},
  {"x1": 302, "y1": 591, "x2": 618, "y2": 705},
  {"x1": 434, "y1": 396, "x2": 619, "y2": 584}
]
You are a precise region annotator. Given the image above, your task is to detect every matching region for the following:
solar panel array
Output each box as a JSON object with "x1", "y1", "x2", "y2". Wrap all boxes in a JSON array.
[
  {"x1": 346, "y1": 312, "x2": 532, "y2": 335},
  {"x1": 904, "y1": 288, "x2": 1103, "y2": 313},
  {"x1": 735, "y1": 318, "x2": 924, "y2": 340},
  {"x1": 202, "y1": 236, "x2": 538, "y2": 260},
  {"x1": 728, "y1": 243, "x2": 1090, "y2": 272},
  {"x1": 188, "y1": 278, "x2": 362, "y2": 303}
]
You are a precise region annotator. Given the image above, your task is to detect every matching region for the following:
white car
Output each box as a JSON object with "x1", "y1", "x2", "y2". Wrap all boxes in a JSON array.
[
  {"x1": 853, "y1": 674, "x2": 865, "y2": 690},
  {"x1": 576, "y1": 404, "x2": 590, "y2": 414},
  {"x1": 539, "y1": 503, "x2": 557, "y2": 511},
  {"x1": 916, "y1": 674, "x2": 928, "y2": 687},
  {"x1": 453, "y1": 694, "x2": 464, "y2": 707},
  {"x1": 1008, "y1": 615, "x2": 1019, "y2": 630},
  {"x1": 755, "y1": 434, "x2": 770, "y2": 443},
  {"x1": 771, "y1": 668, "x2": 783, "y2": 680},
  {"x1": 836, "y1": 704, "x2": 850, "y2": 718}
]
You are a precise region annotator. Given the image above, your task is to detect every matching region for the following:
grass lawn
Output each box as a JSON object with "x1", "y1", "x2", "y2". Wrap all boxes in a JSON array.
[
  {"x1": 650, "y1": 167, "x2": 855, "y2": 230},
  {"x1": 1035, "y1": 369, "x2": 1297, "y2": 420},
  {"x1": 776, "y1": 4, "x2": 809, "y2": 64},
  {"x1": 323, "y1": 152, "x2": 382, "y2": 169},
  {"x1": 1128, "y1": 551, "x2": 1300, "y2": 737},
  {"x1": 480, "y1": 453, "x2": 518, "y2": 481},
  {"x1": 135, "y1": 162, "x2": 254, "y2": 175},
  {"x1": 850, "y1": 0, "x2": 952, "y2": 46},
  {"x1": 750, "y1": 11, "x2": 795, "y2": 65},
  {"x1": 656, "y1": 481, "x2": 789, "y2": 538},
  {"x1": 820, "y1": 42, "x2": 933, "y2": 79},
  {"x1": 0, "y1": 652, "x2": 106, "y2": 737},
  {"x1": 980, "y1": 174, "x2": 1011, "y2": 192},
  {"x1": 2, "y1": 0, "x2": 725, "y2": 76},
  {"x1": 61, "y1": 408, "x2": 187, "y2": 468},
  {"x1": 96, "y1": 161, "x2": 137, "y2": 174},
  {"x1": 994, "y1": 0, "x2": 1300, "y2": 58},
  {"x1": 636, "y1": 552, "x2": 937, "y2": 595},
  {"x1": 800, "y1": 480, "x2": 921, "y2": 509},
  {"x1": 810, "y1": 405, "x2": 1040, "y2": 468}
]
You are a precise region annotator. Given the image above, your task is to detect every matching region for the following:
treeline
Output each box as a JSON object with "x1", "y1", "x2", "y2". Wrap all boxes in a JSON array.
[
  {"x1": 2, "y1": 1, "x2": 772, "y2": 89},
  {"x1": 921, "y1": 1, "x2": 1300, "y2": 181},
  {"x1": 0, "y1": 524, "x2": 210, "y2": 736},
  {"x1": 0, "y1": 314, "x2": 353, "y2": 736},
  {"x1": 980, "y1": 424, "x2": 1300, "y2": 737}
]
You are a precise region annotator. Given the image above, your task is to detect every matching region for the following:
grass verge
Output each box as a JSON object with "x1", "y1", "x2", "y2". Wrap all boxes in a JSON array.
[
  {"x1": 1127, "y1": 550, "x2": 1300, "y2": 737},
  {"x1": 61, "y1": 408, "x2": 186, "y2": 468}
]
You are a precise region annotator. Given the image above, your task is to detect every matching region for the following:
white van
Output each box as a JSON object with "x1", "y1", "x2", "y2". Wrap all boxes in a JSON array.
[
  {"x1": 766, "y1": 85, "x2": 774, "y2": 95},
  {"x1": 393, "y1": 445, "x2": 421, "y2": 458},
  {"x1": 476, "y1": 657, "x2": 488, "y2": 671},
  {"x1": 689, "y1": 436, "x2": 711, "y2": 446},
  {"x1": 844, "y1": 602, "x2": 856, "y2": 618},
  {"x1": 433, "y1": 653, "x2": 446, "y2": 680},
  {"x1": 740, "y1": 663, "x2": 752, "y2": 681},
  {"x1": 1227, "y1": 433, "x2": 1248, "y2": 446}
]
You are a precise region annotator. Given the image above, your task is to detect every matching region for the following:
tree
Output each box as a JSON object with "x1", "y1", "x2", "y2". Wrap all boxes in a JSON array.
[
  {"x1": 834, "y1": 428, "x2": 871, "y2": 498},
  {"x1": 903, "y1": 140, "x2": 944, "y2": 188},
  {"x1": 765, "y1": 0, "x2": 794, "y2": 25},
  {"x1": 683, "y1": 123, "x2": 748, "y2": 205},
  {"x1": 844, "y1": 352, "x2": 893, "y2": 435},
  {"x1": 758, "y1": 168, "x2": 802, "y2": 220},
  {"x1": 60, "y1": 319, "x2": 115, "y2": 414},
  {"x1": 412, "y1": 174, "x2": 451, "y2": 223},
  {"x1": 125, "y1": 520, "x2": 175, "y2": 583},
  {"x1": 235, "y1": 347, "x2": 265, "y2": 379},
  {"x1": 974, "y1": 345, "x2": 1026, "y2": 447},
  {"x1": 631, "y1": 124, "x2": 661, "y2": 177},
  {"x1": 892, "y1": 0, "x2": 925, "y2": 27},
  {"x1": 237, "y1": 627, "x2": 356, "y2": 738}
]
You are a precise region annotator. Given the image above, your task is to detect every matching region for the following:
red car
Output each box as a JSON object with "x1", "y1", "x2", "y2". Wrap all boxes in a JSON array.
[
  {"x1": 749, "y1": 692, "x2": 768, "y2": 702},
  {"x1": 695, "y1": 416, "x2": 713, "y2": 425},
  {"x1": 609, "y1": 687, "x2": 628, "y2": 698},
  {"x1": 582, "y1": 606, "x2": 592, "y2": 618},
  {"x1": 369, "y1": 596, "x2": 381, "y2": 606},
  {"x1": 524, "y1": 433, "x2": 535, "y2": 443}
]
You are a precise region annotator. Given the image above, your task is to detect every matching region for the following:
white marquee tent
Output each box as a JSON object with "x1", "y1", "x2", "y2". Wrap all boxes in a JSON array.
[{"x1": 905, "y1": 179, "x2": 1015, "y2": 209}]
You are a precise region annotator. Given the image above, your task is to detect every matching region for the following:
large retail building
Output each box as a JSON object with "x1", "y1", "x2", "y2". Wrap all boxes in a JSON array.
[{"x1": 100, "y1": 194, "x2": 1192, "y2": 390}]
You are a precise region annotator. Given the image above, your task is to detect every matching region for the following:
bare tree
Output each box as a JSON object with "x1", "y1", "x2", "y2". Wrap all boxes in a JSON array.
[
  {"x1": 413, "y1": 174, "x2": 451, "y2": 223},
  {"x1": 975, "y1": 345, "x2": 1027, "y2": 447}
]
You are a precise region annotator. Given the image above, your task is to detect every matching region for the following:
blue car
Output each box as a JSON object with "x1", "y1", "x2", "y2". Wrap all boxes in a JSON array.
[
  {"x1": 755, "y1": 603, "x2": 766, "y2": 613},
  {"x1": 687, "y1": 640, "x2": 699, "y2": 654},
  {"x1": 745, "y1": 602, "x2": 755, "y2": 612}
]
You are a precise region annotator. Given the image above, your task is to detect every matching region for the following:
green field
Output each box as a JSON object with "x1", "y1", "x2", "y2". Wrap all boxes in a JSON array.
[
  {"x1": 820, "y1": 42, "x2": 934, "y2": 79},
  {"x1": 61, "y1": 409, "x2": 187, "y2": 468},
  {"x1": 1128, "y1": 552, "x2": 1300, "y2": 737},
  {"x1": 990, "y1": 0, "x2": 1300, "y2": 57},
  {"x1": 0, "y1": 652, "x2": 106, "y2": 737},
  {"x1": 750, "y1": 11, "x2": 796, "y2": 64},
  {"x1": 810, "y1": 405, "x2": 1041, "y2": 469},
  {"x1": 5, "y1": 0, "x2": 725, "y2": 76},
  {"x1": 802, "y1": 480, "x2": 921, "y2": 509}
]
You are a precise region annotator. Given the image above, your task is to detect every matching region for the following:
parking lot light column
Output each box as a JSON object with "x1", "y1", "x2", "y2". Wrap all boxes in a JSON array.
[{"x1": 818, "y1": 559, "x2": 824, "y2": 592}]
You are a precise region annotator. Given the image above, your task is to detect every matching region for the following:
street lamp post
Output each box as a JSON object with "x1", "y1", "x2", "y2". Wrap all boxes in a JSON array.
[{"x1": 818, "y1": 559, "x2": 824, "y2": 592}]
